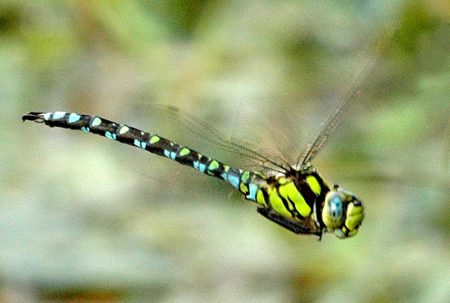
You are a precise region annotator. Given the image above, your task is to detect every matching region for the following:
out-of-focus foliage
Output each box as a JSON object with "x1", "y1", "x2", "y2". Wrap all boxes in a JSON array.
[{"x1": 1, "y1": 0, "x2": 448, "y2": 302}]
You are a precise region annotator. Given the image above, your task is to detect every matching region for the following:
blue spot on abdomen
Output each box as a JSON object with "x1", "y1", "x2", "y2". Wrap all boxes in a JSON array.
[
  {"x1": 68, "y1": 113, "x2": 81, "y2": 123},
  {"x1": 247, "y1": 183, "x2": 258, "y2": 201},
  {"x1": 105, "y1": 131, "x2": 117, "y2": 140}
]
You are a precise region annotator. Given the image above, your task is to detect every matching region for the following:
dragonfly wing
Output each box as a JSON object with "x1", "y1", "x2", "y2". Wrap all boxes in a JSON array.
[{"x1": 297, "y1": 29, "x2": 398, "y2": 165}]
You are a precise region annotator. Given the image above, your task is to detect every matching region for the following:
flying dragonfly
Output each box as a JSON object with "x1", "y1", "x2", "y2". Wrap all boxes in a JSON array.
[
  {"x1": 22, "y1": 21, "x2": 397, "y2": 239},
  {"x1": 22, "y1": 81, "x2": 366, "y2": 239}
]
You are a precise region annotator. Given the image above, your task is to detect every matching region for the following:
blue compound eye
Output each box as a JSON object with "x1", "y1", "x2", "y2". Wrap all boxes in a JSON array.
[
  {"x1": 329, "y1": 195, "x2": 343, "y2": 220},
  {"x1": 323, "y1": 191, "x2": 346, "y2": 230},
  {"x1": 323, "y1": 188, "x2": 364, "y2": 238}
]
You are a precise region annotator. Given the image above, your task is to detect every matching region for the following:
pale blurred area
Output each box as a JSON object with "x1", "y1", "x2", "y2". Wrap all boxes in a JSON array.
[{"x1": 1, "y1": 0, "x2": 449, "y2": 302}]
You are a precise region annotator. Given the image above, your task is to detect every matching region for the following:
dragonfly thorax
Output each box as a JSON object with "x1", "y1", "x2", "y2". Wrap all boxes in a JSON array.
[{"x1": 322, "y1": 186, "x2": 364, "y2": 238}]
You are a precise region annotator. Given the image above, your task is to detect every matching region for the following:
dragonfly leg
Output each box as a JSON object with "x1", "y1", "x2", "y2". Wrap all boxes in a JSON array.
[{"x1": 257, "y1": 208, "x2": 321, "y2": 236}]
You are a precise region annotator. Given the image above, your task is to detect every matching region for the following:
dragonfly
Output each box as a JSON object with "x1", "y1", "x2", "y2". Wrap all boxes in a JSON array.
[
  {"x1": 22, "y1": 82, "x2": 365, "y2": 240},
  {"x1": 21, "y1": 26, "x2": 391, "y2": 240}
]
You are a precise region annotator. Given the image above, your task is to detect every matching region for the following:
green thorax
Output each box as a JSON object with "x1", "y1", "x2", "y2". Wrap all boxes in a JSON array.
[{"x1": 237, "y1": 163, "x2": 330, "y2": 233}]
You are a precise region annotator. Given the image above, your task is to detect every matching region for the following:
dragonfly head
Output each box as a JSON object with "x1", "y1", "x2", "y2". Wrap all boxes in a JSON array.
[{"x1": 322, "y1": 185, "x2": 364, "y2": 239}]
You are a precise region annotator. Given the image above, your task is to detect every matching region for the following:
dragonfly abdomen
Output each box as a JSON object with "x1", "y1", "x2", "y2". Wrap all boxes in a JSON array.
[{"x1": 22, "y1": 111, "x2": 268, "y2": 198}]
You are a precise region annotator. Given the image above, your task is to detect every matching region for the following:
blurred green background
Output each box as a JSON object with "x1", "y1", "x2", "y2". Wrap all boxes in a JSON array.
[{"x1": 1, "y1": 0, "x2": 449, "y2": 302}]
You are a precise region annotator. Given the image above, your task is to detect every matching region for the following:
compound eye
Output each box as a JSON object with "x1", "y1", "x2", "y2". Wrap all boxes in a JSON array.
[
  {"x1": 329, "y1": 195, "x2": 344, "y2": 220},
  {"x1": 322, "y1": 191, "x2": 346, "y2": 229}
]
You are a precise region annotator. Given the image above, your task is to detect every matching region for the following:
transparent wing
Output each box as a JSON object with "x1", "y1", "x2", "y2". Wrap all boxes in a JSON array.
[
  {"x1": 135, "y1": 104, "x2": 290, "y2": 174},
  {"x1": 297, "y1": 30, "x2": 397, "y2": 165}
]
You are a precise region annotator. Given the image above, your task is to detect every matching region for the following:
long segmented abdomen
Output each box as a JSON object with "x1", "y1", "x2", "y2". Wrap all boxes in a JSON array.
[{"x1": 22, "y1": 111, "x2": 268, "y2": 202}]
